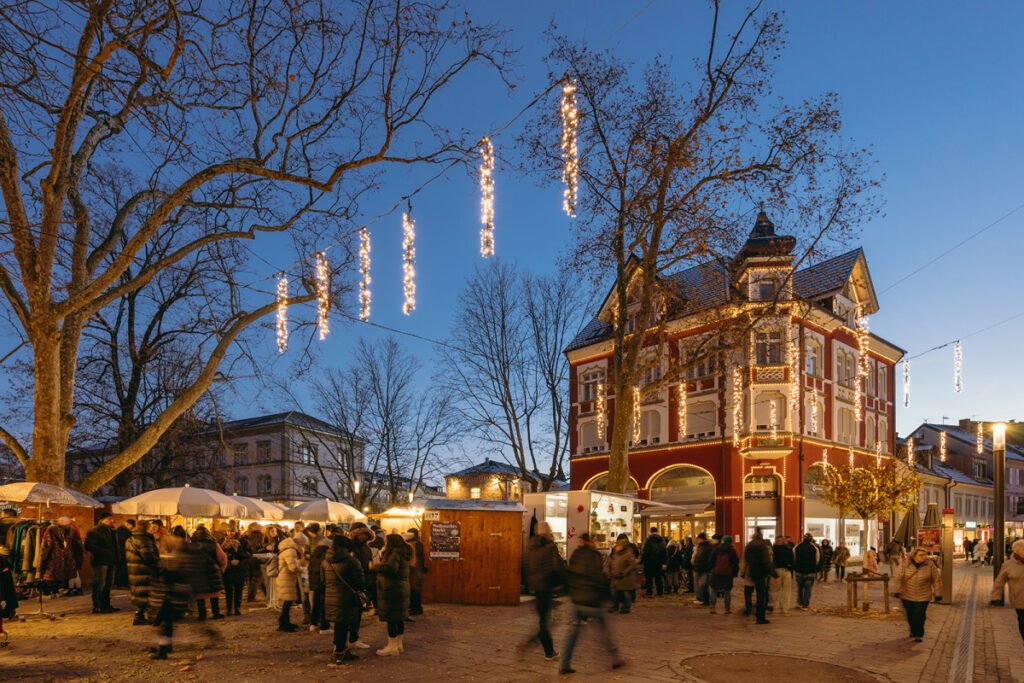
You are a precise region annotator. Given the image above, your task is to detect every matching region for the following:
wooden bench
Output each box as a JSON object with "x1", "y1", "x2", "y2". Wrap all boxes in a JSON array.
[{"x1": 845, "y1": 573, "x2": 890, "y2": 613}]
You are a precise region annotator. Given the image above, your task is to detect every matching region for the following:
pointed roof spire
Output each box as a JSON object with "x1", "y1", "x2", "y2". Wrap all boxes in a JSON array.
[
  {"x1": 735, "y1": 207, "x2": 796, "y2": 262},
  {"x1": 750, "y1": 209, "x2": 776, "y2": 239}
]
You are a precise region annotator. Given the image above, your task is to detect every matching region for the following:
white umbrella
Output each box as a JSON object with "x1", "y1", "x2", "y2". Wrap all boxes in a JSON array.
[
  {"x1": 232, "y1": 495, "x2": 286, "y2": 521},
  {"x1": 111, "y1": 486, "x2": 249, "y2": 518},
  {"x1": 284, "y1": 498, "x2": 367, "y2": 524},
  {"x1": 0, "y1": 481, "x2": 101, "y2": 508}
]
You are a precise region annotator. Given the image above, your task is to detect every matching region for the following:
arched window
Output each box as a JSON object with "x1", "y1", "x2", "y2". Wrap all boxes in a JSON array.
[
  {"x1": 878, "y1": 367, "x2": 887, "y2": 400},
  {"x1": 805, "y1": 340, "x2": 822, "y2": 377},
  {"x1": 866, "y1": 360, "x2": 875, "y2": 395},
  {"x1": 584, "y1": 472, "x2": 639, "y2": 494},
  {"x1": 649, "y1": 465, "x2": 716, "y2": 509},
  {"x1": 845, "y1": 354, "x2": 855, "y2": 388},
  {"x1": 865, "y1": 416, "x2": 876, "y2": 449}
]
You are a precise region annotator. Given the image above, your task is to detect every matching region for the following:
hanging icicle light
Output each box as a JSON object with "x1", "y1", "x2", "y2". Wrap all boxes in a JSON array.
[
  {"x1": 849, "y1": 448, "x2": 855, "y2": 468},
  {"x1": 479, "y1": 137, "x2": 495, "y2": 257},
  {"x1": 810, "y1": 399, "x2": 819, "y2": 436},
  {"x1": 769, "y1": 399, "x2": 778, "y2": 441},
  {"x1": 822, "y1": 448, "x2": 829, "y2": 468},
  {"x1": 953, "y1": 340, "x2": 963, "y2": 393},
  {"x1": 677, "y1": 381, "x2": 687, "y2": 439},
  {"x1": 907, "y1": 437, "x2": 915, "y2": 467},
  {"x1": 977, "y1": 422, "x2": 984, "y2": 454},
  {"x1": 854, "y1": 308, "x2": 870, "y2": 423},
  {"x1": 875, "y1": 440, "x2": 882, "y2": 468},
  {"x1": 632, "y1": 386, "x2": 641, "y2": 444},
  {"x1": 939, "y1": 431, "x2": 947, "y2": 462},
  {"x1": 275, "y1": 274, "x2": 289, "y2": 354},
  {"x1": 732, "y1": 366, "x2": 743, "y2": 447},
  {"x1": 595, "y1": 382, "x2": 606, "y2": 440},
  {"x1": 903, "y1": 359, "x2": 911, "y2": 408},
  {"x1": 402, "y1": 211, "x2": 416, "y2": 315},
  {"x1": 788, "y1": 333, "x2": 800, "y2": 431},
  {"x1": 560, "y1": 79, "x2": 579, "y2": 217},
  {"x1": 315, "y1": 252, "x2": 330, "y2": 340},
  {"x1": 359, "y1": 227, "x2": 371, "y2": 321}
]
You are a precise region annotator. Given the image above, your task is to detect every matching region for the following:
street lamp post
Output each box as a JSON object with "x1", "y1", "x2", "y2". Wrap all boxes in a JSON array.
[{"x1": 993, "y1": 423, "x2": 1007, "y2": 578}]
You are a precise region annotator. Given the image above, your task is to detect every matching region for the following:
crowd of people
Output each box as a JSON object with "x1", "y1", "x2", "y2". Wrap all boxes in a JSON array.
[{"x1": 81, "y1": 512, "x2": 427, "y2": 664}]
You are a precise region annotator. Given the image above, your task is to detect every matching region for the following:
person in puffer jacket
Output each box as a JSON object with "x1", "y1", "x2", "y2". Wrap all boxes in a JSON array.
[
  {"x1": 275, "y1": 536, "x2": 305, "y2": 632},
  {"x1": 991, "y1": 538, "x2": 1024, "y2": 642},
  {"x1": 125, "y1": 520, "x2": 160, "y2": 625},
  {"x1": 895, "y1": 547, "x2": 942, "y2": 642},
  {"x1": 521, "y1": 521, "x2": 563, "y2": 659}
]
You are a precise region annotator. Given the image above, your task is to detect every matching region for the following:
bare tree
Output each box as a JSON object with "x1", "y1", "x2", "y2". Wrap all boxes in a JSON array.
[
  {"x1": 522, "y1": 5, "x2": 879, "y2": 492},
  {"x1": 0, "y1": 0, "x2": 510, "y2": 490},
  {"x1": 443, "y1": 261, "x2": 586, "y2": 491}
]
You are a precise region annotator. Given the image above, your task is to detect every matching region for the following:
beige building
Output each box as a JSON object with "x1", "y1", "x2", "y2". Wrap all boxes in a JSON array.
[{"x1": 446, "y1": 459, "x2": 541, "y2": 502}]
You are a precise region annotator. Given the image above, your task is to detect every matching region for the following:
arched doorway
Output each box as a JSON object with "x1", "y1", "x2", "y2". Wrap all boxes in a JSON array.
[
  {"x1": 582, "y1": 472, "x2": 639, "y2": 494},
  {"x1": 743, "y1": 473, "x2": 781, "y2": 543},
  {"x1": 645, "y1": 465, "x2": 717, "y2": 541}
]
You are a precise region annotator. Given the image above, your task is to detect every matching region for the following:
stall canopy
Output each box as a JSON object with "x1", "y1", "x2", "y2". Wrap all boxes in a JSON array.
[
  {"x1": 111, "y1": 486, "x2": 249, "y2": 518},
  {"x1": 231, "y1": 495, "x2": 286, "y2": 521},
  {"x1": 284, "y1": 499, "x2": 367, "y2": 524},
  {"x1": 0, "y1": 481, "x2": 101, "y2": 508},
  {"x1": 371, "y1": 506, "x2": 422, "y2": 533}
]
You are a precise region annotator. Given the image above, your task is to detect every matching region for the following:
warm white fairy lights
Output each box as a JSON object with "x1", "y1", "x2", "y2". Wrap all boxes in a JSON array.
[
  {"x1": 402, "y1": 212, "x2": 416, "y2": 315},
  {"x1": 788, "y1": 333, "x2": 800, "y2": 431},
  {"x1": 358, "y1": 227, "x2": 371, "y2": 321},
  {"x1": 560, "y1": 80, "x2": 579, "y2": 217},
  {"x1": 903, "y1": 359, "x2": 911, "y2": 408},
  {"x1": 632, "y1": 386, "x2": 641, "y2": 444},
  {"x1": 315, "y1": 252, "x2": 330, "y2": 340},
  {"x1": 954, "y1": 340, "x2": 963, "y2": 393},
  {"x1": 875, "y1": 440, "x2": 883, "y2": 467},
  {"x1": 479, "y1": 137, "x2": 495, "y2": 257},
  {"x1": 822, "y1": 448, "x2": 829, "y2": 468},
  {"x1": 769, "y1": 399, "x2": 778, "y2": 441},
  {"x1": 977, "y1": 422, "x2": 984, "y2": 454},
  {"x1": 854, "y1": 308, "x2": 870, "y2": 423},
  {"x1": 677, "y1": 382, "x2": 687, "y2": 439},
  {"x1": 732, "y1": 366, "x2": 743, "y2": 447},
  {"x1": 810, "y1": 400, "x2": 819, "y2": 436},
  {"x1": 907, "y1": 437, "x2": 915, "y2": 467},
  {"x1": 595, "y1": 382, "x2": 606, "y2": 438},
  {"x1": 275, "y1": 274, "x2": 288, "y2": 354},
  {"x1": 849, "y1": 448, "x2": 855, "y2": 467},
  {"x1": 939, "y1": 431, "x2": 947, "y2": 462}
]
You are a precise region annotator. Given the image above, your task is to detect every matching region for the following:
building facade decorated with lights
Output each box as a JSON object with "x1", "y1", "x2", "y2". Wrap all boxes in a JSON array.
[{"x1": 565, "y1": 212, "x2": 903, "y2": 555}]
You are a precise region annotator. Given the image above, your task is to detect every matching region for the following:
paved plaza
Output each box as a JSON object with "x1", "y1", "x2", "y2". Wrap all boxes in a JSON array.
[{"x1": 1, "y1": 562, "x2": 1020, "y2": 682}]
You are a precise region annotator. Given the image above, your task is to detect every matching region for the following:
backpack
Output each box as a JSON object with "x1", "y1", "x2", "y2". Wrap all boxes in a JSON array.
[{"x1": 711, "y1": 550, "x2": 732, "y2": 576}]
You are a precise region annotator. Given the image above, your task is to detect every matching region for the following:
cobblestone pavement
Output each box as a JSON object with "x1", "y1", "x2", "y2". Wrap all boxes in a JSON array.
[{"x1": 0, "y1": 562, "x2": 1019, "y2": 682}]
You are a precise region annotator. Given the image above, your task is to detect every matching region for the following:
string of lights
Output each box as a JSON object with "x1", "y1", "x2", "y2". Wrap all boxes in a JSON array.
[
  {"x1": 560, "y1": 79, "x2": 579, "y2": 217},
  {"x1": 402, "y1": 210, "x2": 416, "y2": 315},
  {"x1": 315, "y1": 252, "x2": 330, "y2": 340},
  {"x1": 275, "y1": 274, "x2": 288, "y2": 354},
  {"x1": 479, "y1": 137, "x2": 496, "y2": 257}
]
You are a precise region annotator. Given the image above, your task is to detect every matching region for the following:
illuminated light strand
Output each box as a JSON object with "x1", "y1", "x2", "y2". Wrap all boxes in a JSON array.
[
  {"x1": 315, "y1": 252, "x2": 330, "y2": 340},
  {"x1": 479, "y1": 137, "x2": 495, "y2": 257},
  {"x1": 822, "y1": 448, "x2": 829, "y2": 468},
  {"x1": 939, "y1": 431, "x2": 947, "y2": 462},
  {"x1": 595, "y1": 382, "x2": 606, "y2": 439},
  {"x1": 560, "y1": 80, "x2": 579, "y2": 217},
  {"x1": 907, "y1": 437, "x2": 915, "y2": 467},
  {"x1": 854, "y1": 308, "x2": 870, "y2": 423},
  {"x1": 788, "y1": 332, "x2": 800, "y2": 431},
  {"x1": 402, "y1": 212, "x2": 416, "y2": 315},
  {"x1": 954, "y1": 340, "x2": 963, "y2": 393},
  {"x1": 875, "y1": 440, "x2": 883, "y2": 468},
  {"x1": 903, "y1": 359, "x2": 911, "y2": 408},
  {"x1": 810, "y1": 399, "x2": 819, "y2": 436},
  {"x1": 849, "y1": 448, "x2": 855, "y2": 467},
  {"x1": 677, "y1": 381, "x2": 687, "y2": 439},
  {"x1": 358, "y1": 227, "x2": 371, "y2": 322},
  {"x1": 275, "y1": 274, "x2": 288, "y2": 354},
  {"x1": 632, "y1": 386, "x2": 641, "y2": 444},
  {"x1": 769, "y1": 399, "x2": 778, "y2": 441},
  {"x1": 977, "y1": 422, "x2": 984, "y2": 454},
  {"x1": 732, "y1": 366, "x2": 743, "y2": 447}
]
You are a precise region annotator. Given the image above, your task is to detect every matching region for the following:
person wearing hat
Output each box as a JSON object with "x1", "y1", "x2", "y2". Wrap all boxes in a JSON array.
[
  {"x1": 84, "y1": 511, "x2": 121, "y2": 614},
  {"x1": 793, "y1": 533, "x2": 820, "y2": 608},
  {"x1": 991, "y1": 538, "x2": 1024, "y2": 642}
]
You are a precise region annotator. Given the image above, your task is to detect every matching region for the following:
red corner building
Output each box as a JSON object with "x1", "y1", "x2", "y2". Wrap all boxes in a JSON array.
[{"x1": 565, "y1": 211, "x2": 903, "y2": 556}]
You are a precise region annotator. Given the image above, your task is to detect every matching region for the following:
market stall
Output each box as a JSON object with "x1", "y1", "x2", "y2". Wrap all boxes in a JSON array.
[
  {"x1": 283, "y1": 498, "x2": 367, "y2": 525},
  {"x1": 371, "y1": 505, "x2": 422, "y2": 534}
]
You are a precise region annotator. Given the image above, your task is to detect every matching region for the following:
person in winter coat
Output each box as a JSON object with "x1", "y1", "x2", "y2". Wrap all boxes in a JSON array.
[
  {"x1": 84, "y1": 511, "x2": 120, "y2": 614},
  {"x1": 125, "y1": 520, "x2": 161, "y2": 625},
  {"x1": 741, "y1": 533, "x2": 777, "y2": 625},
  {"x1": 833, "y1": 541, "x2": 851, "y2": 581},
  {"x1": 406, "y1": 527, "x2": 427, "y2": 617},
  {"x1": 708, "y1": 536, "x2": 740, "y2": 614},
  {"x1": 895, "y1": 546, "x2": 942, "y2": 642},
  {"x1": 991, "y1": 538, "x2": 1024, "y2": 642},
  {"x1": 608, "y1": 535, "x2": 640, "y2": 614},
  {"x1": 244, "y1": 524, "x2": 266, "y2": 601},
  {"x1": 308, "y1": 531, "x2": 332, "y2": 632},
  {"x1": 793, "y1": 533, "x2": 820, "y2": 608},
  {"x1": 373, "y1": 533, "x2": 412, "y2": 657},
  {"x1": 275, "y1": 536, "x2": 304, "y2": 631},
  {"x1": 640, "y1": 527, "x2": 667, "y2": 597},
  {"x1": 817, "y1": 539, "x2": 835, "y2": 582},
  {"x1": 963, "y1": 538, "x2": 975, "y2": 564},
  {"x1": 681, "y1": 538, "x2": 695, "y2": 593},
  {"x1": 665, "y1": 541, "x2": 683, "y2": 594},
  {"x1": 559, "y1": 533, "x2": 625, "y2": 676},
  {"x1": 691, "y1": 533, "x2": 712, "y2": 605},
  {"x1": 864, "y1": 547, "x2": 880, "y2": 575},
  {"x1": 345, "y1": 524, "x2": 375, "y2": 650},
  {"x1": 220, "y1": 531, "x2": 251, "y2": 616},
  {"x1": 770, "y1": 535, "x2": 794, "y2": 616},
  {"x1": 322, "y1": 534, "x2": 366, "y2": 663},
  {"x1": 189, "y1": 526, "x2": 227, "y2": 620},
  {"x1": 521, "y1": 521, "x2": 563, "y2": 660},
  {"x1": 973, "y1": 541, "x2": 988, "y2": 566},
  {"x1": 114, "y1": 519, "x2": 135, "y2": 588}
]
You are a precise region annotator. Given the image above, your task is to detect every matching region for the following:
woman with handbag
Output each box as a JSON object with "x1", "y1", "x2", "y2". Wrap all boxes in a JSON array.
[
  {"x1": 322, "y1": 535, "x2": 366, "y2": 663},
  {"x1": 895, "y1": 547, "x2": 942, "y2": 642},
  {"x1": 372, "y1": 533, "x2": 412, "y2": 656}
]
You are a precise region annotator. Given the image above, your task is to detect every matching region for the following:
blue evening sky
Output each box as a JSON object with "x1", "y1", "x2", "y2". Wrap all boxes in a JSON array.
[{"x1": 228, "y1": 2, "x2": 1024, "y2": 438}]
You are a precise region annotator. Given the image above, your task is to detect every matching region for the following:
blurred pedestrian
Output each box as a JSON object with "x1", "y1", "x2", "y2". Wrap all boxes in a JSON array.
[
  {"x1": 608, "y1": 534, "x2": 639, "y2": 614},
  {"x1": 770, "y1": 534, "x2": 793, "y2": 616},
  {"x1": 559, "y1": 533, "x2": 625, "y2": 676},
  {"x1": 521, "y1": 521, "x2": 563, "y2": 660},
  {"x1": 125, "y1": 520, "x2": 160, "y2": 625},
  {"x1": 681, "y1": 537, "x2": 695, "y2": 593},
  {"x1": 895, "y1": 547, "x2": 942, "y2": 642},
  {"x1": 991, "y1": 539, "x2": 1024, "y2": 642},
  {"x1": 817, "y1": 539, "x2": 834, "y2": 582},
  {"x1": 692, "y1": 533, "x2": 712, "y2": 605},
  {"x1": 114, "y1": 519, "x2": 135, "y2": 588}
]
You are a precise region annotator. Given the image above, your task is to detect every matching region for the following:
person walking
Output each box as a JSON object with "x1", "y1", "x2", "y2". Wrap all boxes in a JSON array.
[
  {"x1": 322, "y1": 534, "x2": 366, "y2": 663},
  {"x1": 818, "y1": 539, "x2": 834, "y2": 582},
  {"x1": 406, "y1": 527, "x2": 427, "y2": 617},
  {"x1": 221, "y1": 530, "x2": 250, "y2": 617},
  {"x1": 147, "y1": 534, "x2": 190, "y2": 660},
  {"x1": 833, "y1": 541, "x2": 851, "y2": 581},
  {"x1": 708, "y1": 536, "x2": 739, "y2": 614},
  {"x1": 991, "y1": 539, "x2": 1024, "y2": 642},
  {"x1": 665, "y1": 541, "x2": 683, "y2": 594},
  {"x1": 973, "y1": 540, "x2": 988, "y2": 567},
  {"x1": 768, "y1": 535, "x2": 793, "y2": 616},
  {"x1": 793, "y1": 533, "x2": 820, "y2": 608},
  {"x1": 640, "y1": 526, "x2": 667, "y2": 597},
  {"x1": 895, "y1": 546, "x2": 942, "y2": 642},
  {"x1": 84, "y1": 511, "x2": 120, "y2": 614},
  {"x1": 559, "y1": 533, "x2": 626, "y2": 676},
  {"x1": 275, "y1": 535, "x2": 304, "y2": 632},
  {"x1": 743, "y1": 532, "x2": 777, "y2": 623},
  {"x1": 864, "y1": 546, "x2": 880, "y2": 576},
  {"x1": 608, "y1": 535, "x2": 640, "y2": 614},
  {"x1": 691, "y1": 533, "x2": 712, "y2": 605},
  {"x1": 125, "y1": 520, "x2": 160, "y2": 625},
  {"x1": 114, "y1": 519, "x2": 135, "y2": 588},
  {"x1": 681, "y1": 538, "x2": 695, "y2": 593},
  {"x1": 189, "y1": 526, "x2": 227, "y2": 620},
  {"x1": 886, "y1": 540, "x2": 905, "y2": 578},
  {"x1": 373, "y1": 533, "x2": 412, "y2": 656},
  {"x1": 522, "y1": 521, "x2": 563, "y2": 660},
  {"x1": 963, "y1": 538, "x2": 975, "y2": 565}
]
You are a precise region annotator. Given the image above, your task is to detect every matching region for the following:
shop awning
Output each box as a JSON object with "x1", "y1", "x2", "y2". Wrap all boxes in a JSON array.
[{"x1": 607, "y1": 494, "x2": 710, "y2": 516}]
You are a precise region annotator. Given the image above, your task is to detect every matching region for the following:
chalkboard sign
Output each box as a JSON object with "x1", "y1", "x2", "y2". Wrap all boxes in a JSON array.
[{"x1": 430, "y1": 521, "x2": 461, "y2": 559}]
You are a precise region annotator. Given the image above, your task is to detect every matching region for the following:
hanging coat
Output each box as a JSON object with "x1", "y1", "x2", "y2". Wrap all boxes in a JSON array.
[{"x1": 39, "y1": 524, "x2": 83, "y2": 585}]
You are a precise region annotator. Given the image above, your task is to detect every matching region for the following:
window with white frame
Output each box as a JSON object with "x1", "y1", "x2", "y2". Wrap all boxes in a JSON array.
[
  {"x1": 753, "y1": 391, "x2": 787, "y2": 430},
  {"x1": 685, "y1": 345, "x2": 718, "y2": 379},
  {"x1": 232, "y1": 443, "x2": 249, "y2": 466},
  {"x1": 302, "y1": 477, "x2": 319, "y2": 496},
  {"x1": 257, "y1": 475, "x2": 272, "y2": 497},
  {"x1": 756, "y1": 280, "x2": 777, "y2": 301},
  {"x1": 687, "y1": 401, "x2": 717, "y2": 439},
  {"x1": 865, "y1": 416, "x2": 876, "y2": 449},
  {"x1": 470, "y1": 487, "x2": 481, "y2": 499},
  {"x1": 641, "y1": 361, "x2": 662, "y2": 388},
  {"x1": 806, "y1": 398, "x2": 825, "y2": 438},
  {"x1": 805, "y1": 341, "x2": 822, "y2": 377},
  {"x1": 234, "y1": 477, "x2": 249, "y2": 496},
  {"x1": 878, "y1": 367, "x2": 887, "y2": 400},
  {"x1": 837, "y1": 407, "x2": 856, "y2": 445},
  {"x1": 636, "y1": 409, "x2": 662, "y2": 445},
  {"x1": 579, "y1": 420, "x2": 602, "y2": 453},
  {"x1": 754, "y1": 331, "x2": 784, "y2": 365},
  {"x1": 256, "y1": 440, "x2": 272, "y2": 463},
  {"x1": 866, "y1": 360, "x2": 876, "y2": 395},
  {"x1": 878, "y1": 419, "x2": 888, "y2": 451},
  {"x1": 298, "y1": 442, "x2": 317, "y2": 465},
  {"x1": 580, "y1": 366, "x2": 605, "y2": 403}
]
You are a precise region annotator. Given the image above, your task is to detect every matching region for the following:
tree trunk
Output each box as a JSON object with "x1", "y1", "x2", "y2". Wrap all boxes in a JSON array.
[
  {"x1": 606, "y1": 382, "x2": 633, "y2": 493},
  {"x1": 26, "y1": 333, "x2": 67, "y2": 485}
]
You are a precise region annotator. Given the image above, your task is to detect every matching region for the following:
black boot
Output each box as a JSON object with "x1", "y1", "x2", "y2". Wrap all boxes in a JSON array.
[
  {"x1": 211, "y1": 598, "x2": 225, "y2": 620},
  {"x1": 149, "y1": 645, "x2": 171, "y2": 660},
  {"x1": 196, "y1": 600, "x2": 207, "y2": 621},
  {"x1": 133, "y1": 610, "x2": 149, "y2": 626}
]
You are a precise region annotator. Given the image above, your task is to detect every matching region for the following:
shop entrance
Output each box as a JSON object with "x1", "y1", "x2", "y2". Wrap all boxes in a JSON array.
[{"x1": 743, "y1": 474, "x2": 781, "y2": 541}]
